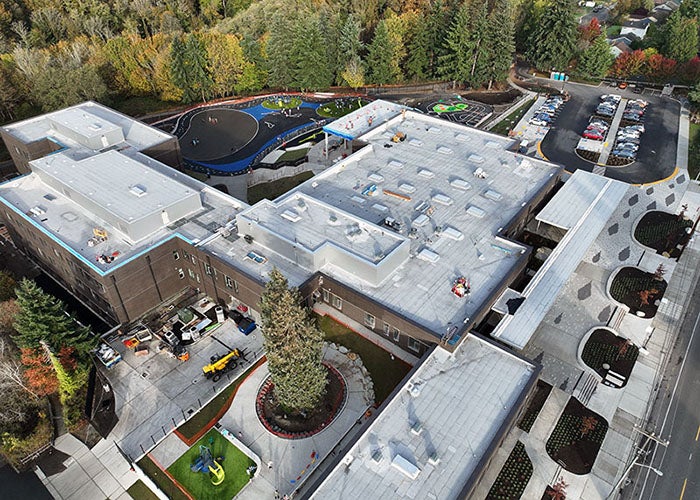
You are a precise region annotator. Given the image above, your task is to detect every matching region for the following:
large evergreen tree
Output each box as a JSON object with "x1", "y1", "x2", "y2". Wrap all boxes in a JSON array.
[
  {"x1": 366, "y1": 20, "x2": 401, "y2": 84},
  {"x1": 12, "y1": 279, "x2": 94, "y2": 358},
  {"x1": 438, "y1": 2, "x2": 477, "y2": 85},
  {"x1": 577, "y1": 33, "x2": 615, "y2": 78},
  {"x1": 169, "y1": 33, "x2": 212, "y2": 103},
  {"x1": 266, "y1": 13, "x2": 297, "y2": 89},
  {"x1": 292, "y1": 14, "x2": 334, "y2": 91},
  {"x1": 260, "y1": 269, "x2": 326, "y2": 412},
  {"x1": 481, "y1": 0, "x2": 515, "y2": 89},
  {"x1": 664, "y1": 12, "x2": 699, "y2": 63},
  {"x1": 526, "y1": 0, "x2": 578, "y2": 71}
]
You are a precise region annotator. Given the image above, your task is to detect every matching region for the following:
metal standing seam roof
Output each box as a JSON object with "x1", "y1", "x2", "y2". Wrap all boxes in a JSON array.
[
  {"x1": 310, "y1": 336, "x2": 537, "y2": 500},
  {"x1": 492, "y1": 171, "x2": 630, "y2": 349}
]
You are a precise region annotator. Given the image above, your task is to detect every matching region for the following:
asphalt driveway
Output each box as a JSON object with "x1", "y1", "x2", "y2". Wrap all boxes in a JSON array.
[{"x1": 540, "y1": 82, "x2": 680, "y2": 184}]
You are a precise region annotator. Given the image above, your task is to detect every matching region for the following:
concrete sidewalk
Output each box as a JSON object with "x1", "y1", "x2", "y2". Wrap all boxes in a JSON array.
[{"x1": 36, "y1": 434, "x2": 137, "y2": 500}]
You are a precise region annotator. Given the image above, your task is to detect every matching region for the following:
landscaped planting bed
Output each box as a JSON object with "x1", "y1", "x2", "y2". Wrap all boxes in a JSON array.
[
  {"x1": 546, "y1": 398, "x2": 608, "y2": 475},
  {"x1": 634, "y1": 210, "x2": 693, "y2": 258},
  {"x1": 486, "y1": 441, "x2": 533, "y2": 500},
  {"x1": 581, "y1": 329, "x2": 638, "y2": 387},
  {"x1": 610, "y1": 267, "x2": 667, "y2": 318},
  {"x1": 518, "y1": 380, "x2": 553, "y2": 432},
  {"x1": 262, "y1": 96, "x2": 302, "y2": 110}
]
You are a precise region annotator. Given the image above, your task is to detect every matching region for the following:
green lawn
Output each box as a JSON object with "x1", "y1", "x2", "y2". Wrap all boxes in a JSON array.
[
  {"x1": 137, "y1": 455, "x2": 189, "y2": 500},
  {"x1": 607, "y1": 25, "x2": 622, "y2": 37},
  {"x1": 490, "y1": 98, "x2": 535, "y2": 136},
  {"x1": 168, "y1": 429, "x2": 255, "y2": 500},
  {"x1": 247, "y1": 171, "x2": 314, "y2": 204},
  {"x1": 126, "y1": 480, "x2": 160, "y2": 500},
  {"x1": 262, "y1": 96, "x2": 302, "y2": 110},
  {"x1": 316, "y1": 99, "x2": 367, "y2": 118},
  {"x1": 315, "y1": 314, "x2": 412, "y2": 404},
  {"x1": 177, "y1": 360, "x2": 262, "y2": 441},
  {"x1": 277, "y1": 147, "x2": 311, "y2": 162},
  {"x1": 689, "y1": 122, "x2": 700, "y2": 181}
]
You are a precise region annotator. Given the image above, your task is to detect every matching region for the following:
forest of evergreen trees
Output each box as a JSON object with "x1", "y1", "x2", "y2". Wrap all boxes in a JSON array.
[{"x1": 0, "y1": 0, "x2": 700, "y2": 121}]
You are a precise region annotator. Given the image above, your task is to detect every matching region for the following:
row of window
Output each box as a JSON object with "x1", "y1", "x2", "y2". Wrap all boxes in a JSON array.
[
  {"x1": 176, "y1": 263, "x2": 239, "y2": 294},
  {"x1": 322, "y1": 288, "x2": 421, "y2": 353}
]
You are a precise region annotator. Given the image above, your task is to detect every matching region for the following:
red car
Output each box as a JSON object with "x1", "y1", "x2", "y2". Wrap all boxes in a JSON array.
[{"x1": 583, "y1": 130, "x2": 605, "y2": 140}]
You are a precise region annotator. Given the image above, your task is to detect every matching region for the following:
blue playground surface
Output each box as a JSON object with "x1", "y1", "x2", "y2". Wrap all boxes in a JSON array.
[{"x1": 171, "y1": 97, "x2": 335, "y2": 175}]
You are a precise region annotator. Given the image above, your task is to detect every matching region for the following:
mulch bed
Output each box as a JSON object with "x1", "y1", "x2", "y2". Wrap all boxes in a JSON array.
[
  {"x1": 460, "y1": 88, "x2": 521, "y2": 106},
  {"x1": 546, "y1": 398, "x2": 608, "y2": 475},
  {"x1": 610, "y1": 267, "x2": 667, "y2": 318},
  {"x1": 634, "y1": 211, "x2": 693, "y2": 258},
  {"x1": 256, "y1": 363, "x2": 347, "y2": 439},
  {"x1": 486, "y1": 441, "x2": 533, "y2": 500},
  {"x1": 581, "y1": 329, "x2": 639, "y2": 388},
  {"x1": 518, "y1": 380, "x2": 553, "y2": 433}
]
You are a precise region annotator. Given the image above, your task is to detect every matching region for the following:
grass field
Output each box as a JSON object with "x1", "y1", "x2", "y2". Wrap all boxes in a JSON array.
[
  {"x1": 168, "y1": 429, "x2": 255, "y2": 500},
  {"x1": 316, "y1": 99, "x2": 366, "y2": 118},
  {"x1": 126, "y1": 480, "x2": 160, "y2": 500},
  {"x1": 247, "y1": 171, "x2": 314, "y2": 204},
  {"x1": 262, "y1": 96, "x2": 302, "y2": 110},
  {"x1": 137, "y1": 456, "x2": 189, "y2": 500},
  {"x1": 490, "y1": 98, "x2": 535, "y2": 136},
  {"x1": 315, "y1": 314, "x2": 412, "y2": 403},
  {"x1": 689, "y1": 122, "x2": 700, "y2": 181}
]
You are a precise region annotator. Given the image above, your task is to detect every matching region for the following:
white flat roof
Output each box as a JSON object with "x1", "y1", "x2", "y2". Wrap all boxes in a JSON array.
[
  {"x1": 323, "y1": 100, "x2": 406, "y2": 140},
  {"x1": 493, "y1": 171, "x2": 630, "y2": 349},
  {"x1": 290, "y1": 111, "x2": 560, "y2": 335},
  {"x1": 32, "y1": 150, "x2": 198, "y2": 225},
  {"x1": 311, "y1": 336, "x2": 537, "y2": 500},
  {"x1": 1, "y1": 101, "x2": 173, "y2": 151}
]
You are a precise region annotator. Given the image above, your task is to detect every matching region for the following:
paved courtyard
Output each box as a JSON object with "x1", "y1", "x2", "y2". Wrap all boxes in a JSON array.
[
  {"x1": 149, "y1": 344, "x2": 374, "y2": 499},
  {"x1": 102, "y1": 311, "x2": 265, "y2": 460}
]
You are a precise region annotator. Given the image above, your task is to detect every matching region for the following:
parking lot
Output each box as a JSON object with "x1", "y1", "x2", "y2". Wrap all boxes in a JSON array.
[{"x1": 540, "y1": 82, "x2": 680, "y2": 184}]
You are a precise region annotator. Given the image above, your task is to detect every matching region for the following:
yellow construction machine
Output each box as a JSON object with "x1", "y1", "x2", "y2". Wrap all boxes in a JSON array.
[{"x1": 202, "y1": 349, "x2": 241, "y2": 382}]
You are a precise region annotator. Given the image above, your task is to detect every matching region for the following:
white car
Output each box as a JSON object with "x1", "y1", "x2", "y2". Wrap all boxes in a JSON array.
[
  {"x1": 529, "y1": 118, "x2": 549, "y2": 127},
  {"x1": 601, "y1": 94, "x2": 622, "y2": 103}
]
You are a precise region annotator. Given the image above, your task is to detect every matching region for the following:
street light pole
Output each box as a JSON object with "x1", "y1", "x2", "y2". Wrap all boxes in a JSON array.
[{"x1": 606, "y1": 448, "x2": 664, "y2": 500}]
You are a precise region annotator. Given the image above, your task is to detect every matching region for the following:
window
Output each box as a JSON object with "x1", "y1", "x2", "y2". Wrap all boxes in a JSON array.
[
  {"x1": 204, "y1": 263, "x2": 213, "y2": 275},
  {"x1": 173, "y1": 251, "x2": 180, "y2": 260},
  {"x1": 196, "y1": 273, "x2": 201, "y2": 283},
  {"x1": 191, "y1": 255, "x2": 197, "y2": 265},
  {"x1": 233, "y1": 280, "x2": 239, "y2": 293},
  {"x1": 392, "y1": 328, "x2": 400, "y2": 342},
  {"x1": 188, "y1": 269, "x2": 195, "y2": 279},
  {"x1": 322, "y1": 289, "x2": 330, "y2": 302},
  {"x1": 332, "y1": 294, "x2": 342, "y2": 310},
  {"x1": 408, "y1": 337, "x2": 420, "y2": 352},
  {"x1": 364, "y1": 313, "x2": 376, "y2": 329},
  {"x1": 178, "y1": 268, "x2": 185, "y2": 279},
  {"x1": 383, "y1": 323, "x2": 390, "y2": 335},
  {"x1": 183, "y1": 250, "x2": 189, "y2": 259},
  {"x1": 225, "y1": 275, "x2": 233, "y2": 289}
]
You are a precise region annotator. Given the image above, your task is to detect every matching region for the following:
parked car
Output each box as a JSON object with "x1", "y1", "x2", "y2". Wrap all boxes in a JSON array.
[
  {"x1": 629, "y1": 99, "x2": 648, "y2": 107},
  {"x1": 237, "y1": 316, "x2": 257, "y2": 335},
  {"x1": 618, "y1": 82, "x2": 628, "y2": 89},
  {"x1": 583, "y1": 130, "x2": 605, "y2": 140},
  {"x1": 612, "y1": 149, "x2": 636, "y2": 159},
  {"x1": 622, "y1": 113, "x2": 642, "y2": 122},
  {"x1": 616, "y1": 141, "x2": 639, "y2": 150},
  {"x1": 597, "y1": 108, "x2": 615, "y2": 117},
  {"x1": 624, "y1": 107, "x2": 644, "y2": 116},
  {"x1": 529, "y1": 118, "x2": 549, "y2": 127},
  {"x1": 600, "y1": 94, "x2": 622, "y2": 103},
  {"x1": 622, "y1": 124, "x2": 645, "y2": 133},
  {"x1": 616, "y1": 135, "x2": 640, "y2": 144},
  {"x1": 587, "y1": 122, "x2": 609, "y2": 131},
  {"x1": 534, "y1": 113, "x2": 552, "y2": 122}
]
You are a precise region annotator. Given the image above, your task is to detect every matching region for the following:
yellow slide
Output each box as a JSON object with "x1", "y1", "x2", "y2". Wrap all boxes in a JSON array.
[{"x1": 209, "y1": 461, "x2": 225, "y2": 486}]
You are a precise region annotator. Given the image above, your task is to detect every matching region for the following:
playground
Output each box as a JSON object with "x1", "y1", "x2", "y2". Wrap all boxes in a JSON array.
[
  {"x1": 167, "y1": 429, "x2": 255, "y2": 500},
  {"x1": 168, "y1": 95, "x2": 367, "y2": 175},
  {"x1": 411, "y1": 95, "x2": 492, "y2": 127}
]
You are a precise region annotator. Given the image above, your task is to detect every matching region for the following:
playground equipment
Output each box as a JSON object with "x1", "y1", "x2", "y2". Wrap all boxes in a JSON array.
[
  {"x1": 190, "y1": 445, "x2": 225, "y2": 486},
  {"x1": 203, "y1": 349, "x2": 241, "y2": 381},
  {"x1": 452, "y1": 277, "x2": 471, "y2": 298}
]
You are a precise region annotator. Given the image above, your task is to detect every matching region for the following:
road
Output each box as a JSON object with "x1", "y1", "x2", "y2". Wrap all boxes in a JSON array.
[{"x1": 621, "y1": 262, "x2": 700, "y2": 500}]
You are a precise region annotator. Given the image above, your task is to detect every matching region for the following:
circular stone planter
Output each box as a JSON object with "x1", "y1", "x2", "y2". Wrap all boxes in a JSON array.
[
  {"x1": 633, "y1": 210, "x2": 693, "y2": 259},
  {"x1": 607, "y1": 266, "x2": 667, "y2": 319},
  {"x1": 255, "y1": 363, "x2": 347, "y2": 440}
]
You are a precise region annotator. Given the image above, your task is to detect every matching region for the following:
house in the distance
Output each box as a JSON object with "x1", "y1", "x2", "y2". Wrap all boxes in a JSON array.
[{"x1": 620, "y1": 18, "x2": 651, "y2": 39}]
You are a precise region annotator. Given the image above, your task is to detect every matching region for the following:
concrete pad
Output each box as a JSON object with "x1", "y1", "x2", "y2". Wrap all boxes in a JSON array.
[
  {"x1": 149, "y1": 433, "x2": 190, "y2": 469},
  {"x1": 94, "y1": 468, "x2": 122, "y2": 498},
  {"x1": 75, "y1": 450, "x2": 104, "y2": 478},
  {"x1": 54, "y1": 434, "x2": 90, "y2": 460},
  {"x1": 48, "y1": 462, "x2": 90, "y2": 497},
  {"x1": 115, "y1": 468, "x2": 140, "y2": 490},
  {"x1": 67, "y1": 478, "x2": 106, "y2": 500}
]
